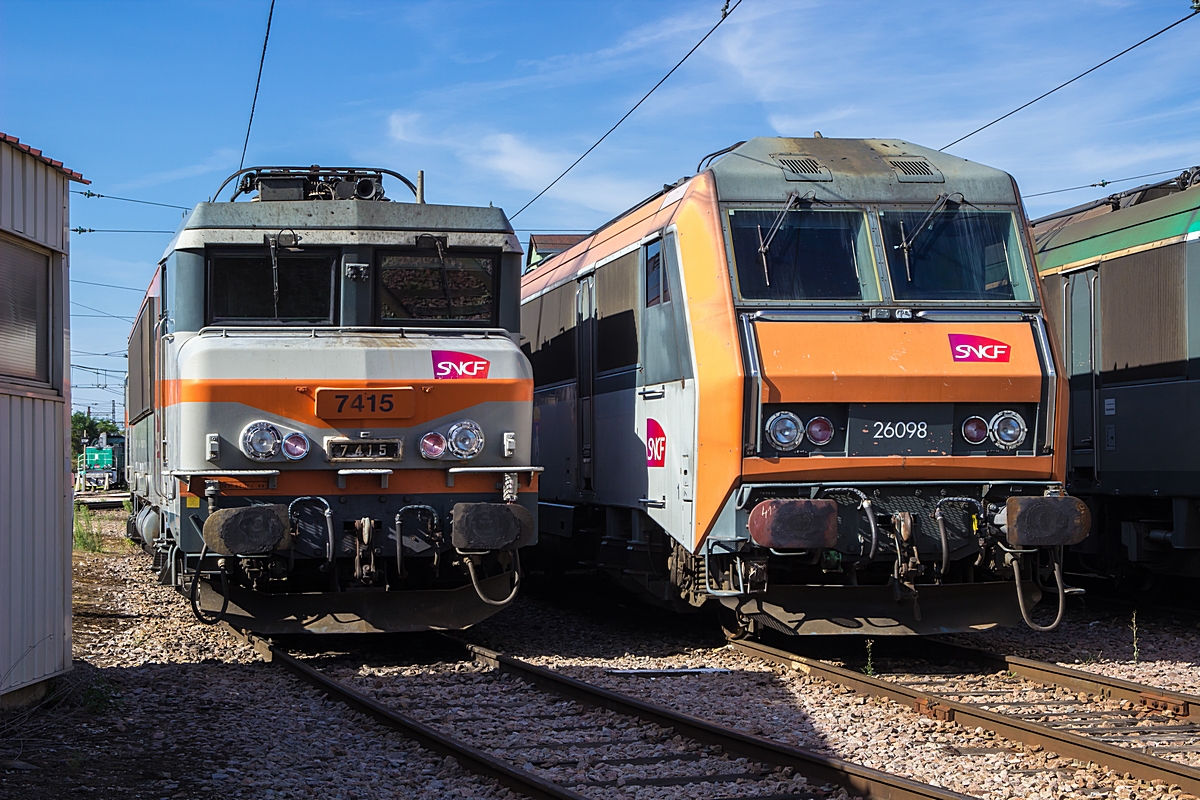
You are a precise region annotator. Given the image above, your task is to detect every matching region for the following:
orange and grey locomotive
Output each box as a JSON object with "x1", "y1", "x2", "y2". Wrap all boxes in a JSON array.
[
  {"x1": 126, "y1": 166, "x2": 537, "y2": 633},
  {"x1": 523, "y1": 138, "x2": 1091, "y2": 636}
]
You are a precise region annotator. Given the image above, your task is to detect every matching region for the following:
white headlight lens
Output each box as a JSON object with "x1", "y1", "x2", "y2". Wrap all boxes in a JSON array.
[
  {"x1": 242, "y1": 422, "x2": 281, "y2": 460},
  {"x1": 765, "y1": 411, "x2": 803, "y2": 451},
  {"x1": 282, "y1": 432, "x2": 309, "y2": 460},
  {"x1": 447, "y1": 420, "x2": 485, "y2": 459},
  {"x1": 989, "y1": 410, "x2": 1027, "y2": 449}
]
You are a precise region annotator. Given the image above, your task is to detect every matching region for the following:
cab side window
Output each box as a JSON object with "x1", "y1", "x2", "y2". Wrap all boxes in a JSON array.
[{"x1": 645, "y1": 239, "x2": 670, "y2": 307}]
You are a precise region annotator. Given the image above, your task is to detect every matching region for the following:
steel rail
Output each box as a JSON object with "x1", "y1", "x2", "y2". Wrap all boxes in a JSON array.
[
  {"x1": 227, "y1": 624, "x2": 965, "y2": 800},
  {"x1": 462, "y1": 643, "x2": 972, "y2": 800},
  {"x1": 224, "y1": 627, "x2": 588, "y2": 800},
  {"x1": 732, "y1": 638, "x2": 1200, "y2": 796},
  {"x1": 922, "y1": 640, "x2": 1198, "y2": 720}
]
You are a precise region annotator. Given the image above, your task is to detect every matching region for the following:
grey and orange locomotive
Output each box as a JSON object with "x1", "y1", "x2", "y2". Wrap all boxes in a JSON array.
[{"x1": 125, "y1": 166, "x2": 537, "y2": 633}]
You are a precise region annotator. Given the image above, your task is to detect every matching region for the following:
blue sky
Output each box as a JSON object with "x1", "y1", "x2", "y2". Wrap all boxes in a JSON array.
[{"x1": 2, "y1": 0, "x2": 1197, "y2": 419}]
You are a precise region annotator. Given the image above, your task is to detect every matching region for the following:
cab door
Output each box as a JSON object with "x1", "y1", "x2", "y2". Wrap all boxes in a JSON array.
[
  {"x1": 1066, "y1": 268, "x2": 1098, "y2": 473},
  {"x1": 575, "y1": 274, "x2": 596, "y2": 497},
  {"x1": 636, "y1": 233, "x2": 695, "y2": 546}
]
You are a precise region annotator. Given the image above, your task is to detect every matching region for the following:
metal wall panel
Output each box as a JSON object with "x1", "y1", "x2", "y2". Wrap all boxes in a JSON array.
[
  {"x1": 0, "y1": 138, "x2": 72, "y2": 699},
  {"x1": 0, "y1": 393, "x2": 71, "y2": 695},
  {"x1": 0, "y1": 141, "x2": 67, "y2": 253},
  {"x1": 1100, "y1": 243, "x2": 1187, "y2": 381}
]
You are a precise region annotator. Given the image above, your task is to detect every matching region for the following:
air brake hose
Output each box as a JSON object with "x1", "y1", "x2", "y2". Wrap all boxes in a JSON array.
[
  {"x1": 932, "y1": 497, "x2": 984, "y2": 580},
  {"x1": 1013, "y1": 546, "x2": 1067, "y2": 632},
  {"x1": 465, "y1": 549, "x2": 522, "y2": 607},
  {"x1": 187, "y1": 541, "x2": 230, "y2": 626},
  {"x1": 820, "y1": 487, "x2": 878, "y2": 564}
]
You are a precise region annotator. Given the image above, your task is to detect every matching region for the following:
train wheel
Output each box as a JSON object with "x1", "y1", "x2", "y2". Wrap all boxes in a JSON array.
[{"x1": 717, "y1": 605, "x2": 752, "y2": 641}]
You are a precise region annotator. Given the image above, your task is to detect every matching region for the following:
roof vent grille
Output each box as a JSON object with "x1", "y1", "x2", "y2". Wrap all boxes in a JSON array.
[
  {"x1": 886, "y1": 156, "x2": 944, "y2": 183},
  {"x1": 779, "y1": 156, "x2": 823, "y2": 175},
  {"x1": 770, "y1": 154, "x2": 833, "y2": 182}
]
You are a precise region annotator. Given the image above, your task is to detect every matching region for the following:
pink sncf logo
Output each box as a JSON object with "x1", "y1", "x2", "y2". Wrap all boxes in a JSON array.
[
  {"x1": 646, "y1": 418, "x2": 666, "y2": 467},
  {"x1": 432, "y1": 350, "x2": 491, "y2": 380},
  {"x1": 948, "y1": 334, "x2": 1011, "y2": 363}
]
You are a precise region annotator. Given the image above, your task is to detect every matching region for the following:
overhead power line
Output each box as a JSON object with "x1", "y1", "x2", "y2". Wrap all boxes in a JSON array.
[
  {"x1": 71, "y1": 301, "x2": 134, "y2": 322},
  {"x1": 511, "y1": 0, "x2": 743, "y2": 219},
  {"x1": 71, "y1": 350, "x2": 128, "y2": 358},
  {"x1": 1024, "y1": 167, "x2": 1190, "y2": 198},
  {"x1": 71, "y1": 227, "x2": 174, "y2": 234},
  {"x1": 72, "y1": 189, "x2": 190, "y2": 211},
  {"x1": 71, "y1": 279, "x2": 145, "y2": 292},
  {"x1": 941, "y1": 7, "x2": 1200, "y2": 151},
  {"x1": 240, "y1": 0, "x2": 277, "y2": 171}
]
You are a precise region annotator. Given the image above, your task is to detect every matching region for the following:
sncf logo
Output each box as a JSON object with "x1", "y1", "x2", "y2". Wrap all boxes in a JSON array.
[
  {"x1": 948, "y1": 334, "x2": 1011, "y2": 363},
  {"x1": 646, "y1": 418, "x2": 666, "y2": 467},
  {"x1": 432, "y1": 350, "x2": 491, "y2": 379}
]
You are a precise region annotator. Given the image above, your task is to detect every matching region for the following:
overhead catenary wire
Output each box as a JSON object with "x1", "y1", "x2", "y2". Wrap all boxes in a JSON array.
[
  {"x1": 71, "y1": 228, "x2": 174, "y2": 234},
  {"x1": 941, "y1": 7, "x2": 1200, "y2": 151},
  {"x1": 510, "y1": 0, "x2": 743, "y2": 219},
  {"x1": 71, "y1": 279, "x2": 146, "y2": 292},
  {"x1": 71, "y1": 301, "x2": 135, "y2": 322},
  {"x1": 239, "y1": 0, "x2": 277, "y2": 171},
  {"x1": 72, "y1": 189, "x2": 190, "y2": 211},
  {"x1": 1024, "y1": 168, "x2": 1190, "y2": 197}
]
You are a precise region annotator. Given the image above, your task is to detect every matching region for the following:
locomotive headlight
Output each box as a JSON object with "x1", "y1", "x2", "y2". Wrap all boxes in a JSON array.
[
  {"x1": 989, "y1": 410, "x2": 1027, "y2": 449},
  {"x1": 419, "y1": 431, "x2": 447, "y2": 459},
  {"x1": 241, "y1": 422, "x2": 282, "y2": 460},
  {"x1": 447, "y1": 420, "x2": 485, "y2": 459},
  {"x1": 281, "y1": 432, "x2": 310, "y2": 460},
  {"x1": 962, "y1": 416, "x2": 990, "y2": 446},
  {"x1": 805, "y1": 416, "x2": 835, "y2": 446},
  {"x1": 765, "y1": 411, "x2": 804, "y2": 451}
]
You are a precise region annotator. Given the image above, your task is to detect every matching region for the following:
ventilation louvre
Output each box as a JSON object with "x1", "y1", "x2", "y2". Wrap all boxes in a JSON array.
[
  {"x1": 770, "y1": 154, "x2": 832, "y2": 182},
  {"x1": 886, "y1": 156, "x2": 944, "y2": 183},
  {"x1": 779, "y1": 156, "x2": 823, "y2": 175}
]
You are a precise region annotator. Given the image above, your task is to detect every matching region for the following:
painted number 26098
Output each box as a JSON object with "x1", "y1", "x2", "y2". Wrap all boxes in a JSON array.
[{"x1": 872, "y1": 421, "x2": 928, "y2": 439}]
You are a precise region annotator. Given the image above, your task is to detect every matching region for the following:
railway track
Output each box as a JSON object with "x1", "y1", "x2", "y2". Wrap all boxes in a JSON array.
[
  {"x1": 227, "y1": 626, "x2": 968, "y2": 800},
  {"x1": 732, "y1": 638, "x2": 1200, "y2": 797}
]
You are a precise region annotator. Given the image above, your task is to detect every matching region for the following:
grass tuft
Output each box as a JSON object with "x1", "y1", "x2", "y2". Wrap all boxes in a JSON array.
[{"x1": 72, "y1": 503, "x2": 103, "y2": 552}]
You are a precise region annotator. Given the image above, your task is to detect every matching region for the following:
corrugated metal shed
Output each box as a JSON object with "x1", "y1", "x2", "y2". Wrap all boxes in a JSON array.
[{"x1": 0, "y1": 133, "x2": 84, "y2": 703}]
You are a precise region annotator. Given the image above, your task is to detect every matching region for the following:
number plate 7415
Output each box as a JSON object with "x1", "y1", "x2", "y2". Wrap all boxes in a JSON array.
[{"x1": 315, "y1": 387, "x2": 415, "y2": 419}]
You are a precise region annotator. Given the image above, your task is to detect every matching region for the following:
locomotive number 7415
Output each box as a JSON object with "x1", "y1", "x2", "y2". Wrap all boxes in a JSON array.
[{"x1": 315, "y1": 387, "x2": 416, "y2": 419}]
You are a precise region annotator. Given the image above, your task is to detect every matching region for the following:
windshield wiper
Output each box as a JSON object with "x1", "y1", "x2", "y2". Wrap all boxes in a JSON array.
[
  {"x1": 893, "y1": 192, "x2": 963, "y2": 282},
  {"x1": 756, "y1": 191, "x2": 827, "y2": 286}
]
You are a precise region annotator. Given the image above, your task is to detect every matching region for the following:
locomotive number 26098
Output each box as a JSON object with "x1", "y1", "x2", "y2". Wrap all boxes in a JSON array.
[{"x1": 872, "y1": 421, "x2": 929, "y2": 439}]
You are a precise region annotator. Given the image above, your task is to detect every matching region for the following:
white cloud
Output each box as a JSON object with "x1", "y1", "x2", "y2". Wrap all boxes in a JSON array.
[{"x1": 116, "y1": 148, "x2": 241, "y2": 192}]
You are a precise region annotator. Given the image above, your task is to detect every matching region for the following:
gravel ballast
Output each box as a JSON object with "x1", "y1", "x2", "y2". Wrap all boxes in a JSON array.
[{"x1": 0, "y1": 512, "x2": 517, "y2": 800}]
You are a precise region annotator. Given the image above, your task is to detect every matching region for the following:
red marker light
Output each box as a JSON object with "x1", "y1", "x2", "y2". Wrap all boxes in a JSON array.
[
  {"x1": 806, "y1": 416, "x2": 835, "y2": 446},
  {"x1": 420, "y1": 431, "x2": 447, "y2": 459}
]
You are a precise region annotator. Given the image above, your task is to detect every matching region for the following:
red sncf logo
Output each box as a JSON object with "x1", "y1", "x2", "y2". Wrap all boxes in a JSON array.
[
  {"x1": 646, "y1": 418, "x2": 666, "y2": 467},
  {"x1": 948, "y1": 334, "x2": 1011, "y2": 363},
  {"x1": 432, "y1": 350, "x2": 491, "y2": 379}
]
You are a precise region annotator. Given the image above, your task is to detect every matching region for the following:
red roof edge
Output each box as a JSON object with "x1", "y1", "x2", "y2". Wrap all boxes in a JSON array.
[{"x1": 0, "y1": 132, "x2": 89, "y2": 184}]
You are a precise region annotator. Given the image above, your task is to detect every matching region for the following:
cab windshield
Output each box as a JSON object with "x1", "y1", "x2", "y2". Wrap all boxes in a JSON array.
[
  {"x1": 729, "y1": 208, "x2": 879, "y2": 302},
  {"x1": 879, "y1": 208, "x2": 1033, "y2": 302}
]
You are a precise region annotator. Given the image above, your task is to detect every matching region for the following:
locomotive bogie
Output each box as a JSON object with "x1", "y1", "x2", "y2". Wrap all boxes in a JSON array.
[{"x1": 523, "y1": 138, "x2": 1083, "y2": 634}]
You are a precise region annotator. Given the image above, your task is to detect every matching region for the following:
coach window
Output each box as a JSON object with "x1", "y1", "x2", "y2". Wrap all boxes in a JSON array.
[
  {"x1": 127, "y1": 298, "x2": 156, "y2": 422},
  {"x1": 595, "y1": 250, "x2": 639, "y2": 372},
  {"x1": 524, "y1": 283, "x2": 577, "y2": 385},
  {"x1": 0, "y1": 235, "x2": 50, "y2": 385},
  {"x1": 377, "y1": 251, "x2": 498, "y2": 325},
  {"x1": 208, "y1": 251, "x2": 336, "y2": 324}
]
